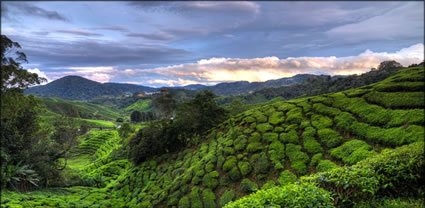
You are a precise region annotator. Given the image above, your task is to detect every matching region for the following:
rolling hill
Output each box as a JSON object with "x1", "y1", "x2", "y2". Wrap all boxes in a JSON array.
[
  {"x1": 25, "y1": 76, "x2": 156, "y2": 100},
  {"x1": 2, "y1": 66, "x2": 424, "y2": 208},
  {"x1": 105, "y1": 67, "x2": 423, "y2": 207}
]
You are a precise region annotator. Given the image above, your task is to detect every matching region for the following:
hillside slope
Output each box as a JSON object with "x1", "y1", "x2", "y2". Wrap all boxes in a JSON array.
[
  {"x1": 25, "y1": 76, "x2": 156, "y2": 100},
  {"x1": 106, "y1": 66, "x2": 424, "y2": 207},
  {"x1": 2, "y1": 67, "x2": 423, "y2": 208}
]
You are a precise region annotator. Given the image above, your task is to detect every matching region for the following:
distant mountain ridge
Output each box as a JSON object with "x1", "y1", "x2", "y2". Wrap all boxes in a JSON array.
[
  {"x1": 25, "y1": 74, "x2": 334, "y2": 100},
  {"x1": 180, "y1": 74, "x2": 328, "y2": 96},
  {"x1": 25, "y1": 76, "x2": 156, "y2": 100}
]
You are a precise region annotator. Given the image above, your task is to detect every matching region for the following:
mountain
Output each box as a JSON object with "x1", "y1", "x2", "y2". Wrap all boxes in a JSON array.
[
  {"x1": 183, "y1": 74, "x2": 326, "y2": 96},
  {"x1": 25, "y1": 76, "x2": 156, "y2": 100}
]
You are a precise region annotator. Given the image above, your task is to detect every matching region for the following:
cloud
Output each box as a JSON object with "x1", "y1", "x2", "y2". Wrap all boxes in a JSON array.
[
  {"x1": 326, "y1": 2, "x2": 424, "y2": 42},
  {"x1": 89, "y1": 26, "x2": 129, "y2": 32},
  {"x1": 9, "y1": 35, "x2": 191, "y2": 68},
  {"x1": 27, "y1": 68, "x2": 51, "y2": 84},
  {"x1": 129, "y1": 1, "x2": 260, "y2": 15},
  {"x1": 56, "y1": 29, "x2": 103, "y2": 37},
  {"x1": 3, "y1": 2, "x2": 69, "y2": 22},
  {"x1": 126, "y1": 32, "x2": 174, "y2": 40},
  {"x1": 46, "y1": 66, "x2": 119, "y2": 83},
  {"x1": 32, "y1": 31, "x2": 49, "y2": 36},
  {"x1": 146, "y1": 78, "x2": 216, "y2": 87},
  {"x1": 138, "y1": 43, "x2": 424, "y2": 83}
]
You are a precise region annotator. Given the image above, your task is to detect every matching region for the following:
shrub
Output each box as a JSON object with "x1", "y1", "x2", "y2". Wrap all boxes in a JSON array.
[
  {"x1": 303, "y1": 142, "x2": 424, "y2": 207},
  {"x1": 309, "y1": 153, "x2": 323, "y2": 168},
  {"x1": 228, "y1": 167, "x2": 241, "y2": 181},
  {"x1": 190, "y1": 186, "x2": 203, "y2": 208},
  {"x1": 330, "y1": 139, "x2": 373, "y2": 165},
  {"x1": 219, "y1": 190, "x2": 235, "y2": 207},
  {"x1": 253, "y1": 111, "x2": 267, "y2": 123},
  {"x1": 311, "y1": 114, "x2": 333, "y2": 129},
  {"x1": 240, "y1": 178, "x2": 258, "y2": 193},
  {"x1": 365, "y1": 91, "x2": 424, "y2": 108},
  {"x1": 222, "y1": 156, "x2": 237, "y2": 172},
  {"x1": 273, "y1": 126, "x2": 284, "y2": 133},
  {"x1": 276, "y1": 102, "x2": 296, "y2": 112},
  {"x1": 248, "y1": 132, "x2": 261, "y2": 143},
  {"x1": 254, "y1": 155, "x2": 270, "y2": 176},
  {"x1": 263, "y1": 132, "x2": 278, "y2": 143},
  {"x1": 292, "y1": 161, "x2": 308, "y2": 175},
  {"x1": 317, "y1": 128, "x2": 343, "y2": 148},
  {"x1": 303, "y1": 138, "x2": 324, "y2": 154},
  {"x1": 178, "y1": 196, "x2": 190, "y2": 208},
  {"x1": 268, "y1": 141, "x2": 285, "y2": 170},
  {"x1": 374, "y1": 81, "x2": 424, "y2": 92},
  {"x1": 278, "y1": 170, "x2": 297, "y2": 186},
  {"x1": 285, "y1": 124, "x2": 298, "y2": 132},
  {"x1": 202, "y1": 171, "x2": 219, "y2": 189},
  {"x1": 243, "y1": 116, "x2": 256, "y2": 123},
  {"x1": 286, "y1": 107, "x2": 304, "y2": 124},
  {"x1": 224, "y1": 182, "x2": 333, "y2": 208},
  {"x1": 234, "y1": 136, "x2": 247, "y2": 151},
  {"x1": 269, "y1": 111, "x2": 285, "y2": 125},
  {"x1": 246, "y1": 142, "x2": 263, "y2": 153},
  {"x1": 202, "y1": 188, "x2": 217, "y2": 208},
  {"x1": 313, "y1": 103, "x2": 341, "y2": 117},
  {"x1": 280, "y1": 130, "x2": 299, "y2": 144},
  {"x1": 223, "y1": 147, "x2": 235, "y2": 155},
  {"x1": 286, "y1": 144, "x2": 309, "y2": 175},
  {"x1": 261, "y1": 180, "x2": 276, "y2": 190},
  {"x1": 256, "y1": 123, "x2": 273, "y2": 133},
  {"x1": 316, "y1": 160, "x2": 339, "y2": 172},
  {"x1": 238, "y1": 161, "x2": 252, "y2": 176}
]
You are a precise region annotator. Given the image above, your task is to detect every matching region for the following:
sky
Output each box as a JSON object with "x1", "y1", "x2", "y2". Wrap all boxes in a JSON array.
[{"x1": 1, "y1": 1, "x2": 424, "y2": 87}]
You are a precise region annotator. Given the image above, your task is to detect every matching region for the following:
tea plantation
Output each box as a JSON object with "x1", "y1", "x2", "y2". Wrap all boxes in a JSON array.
[{"x1": 1, "y1": 67, "x2": 424, "y2": 207}]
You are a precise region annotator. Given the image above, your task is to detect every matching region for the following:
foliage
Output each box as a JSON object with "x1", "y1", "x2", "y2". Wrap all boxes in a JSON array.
[
  {"x1": 224, "y1": 182, "x2": 334, "y2": 208},
  {"x1": 302, "y1": 142, "x2": 424, "y2": 207},
  {"x1": 240, "y1": 178, "x2": 258, "y2": 193}
]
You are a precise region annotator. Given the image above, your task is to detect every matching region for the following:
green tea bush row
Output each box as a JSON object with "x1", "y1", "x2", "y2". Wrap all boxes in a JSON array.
[
  {"x1": 330, "y1": 140, "x2": 375, "y2": 165},
  {"x1": 317, "y1": 128, "x2": 343, "y2": 148},
  {"x1": 374, "y1": 81, "x2": 424, "y2": 92},
  {"x1": 364, "y1": 91, "x2": 424, "y2": 108},
  {"x1": 313, "y1": 103, "x2": 342, "y2": 117},
  {"x1": 311, "y1": 114, "x2": 333, "y2": 129},
  {"x1": 302, "y1": 142, "x2": 424, "y2": 207},
  {"x1": 286, "y1": 144, "x2": 309, "y2": 175},
  {"x1": 224, "y1": 182, "x2": 333, "y2": 208}
]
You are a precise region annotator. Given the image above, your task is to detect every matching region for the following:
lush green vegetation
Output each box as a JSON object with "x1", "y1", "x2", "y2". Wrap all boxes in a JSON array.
[{"x1": 1, "y1": 37, "x2": 423, "y2": 208}]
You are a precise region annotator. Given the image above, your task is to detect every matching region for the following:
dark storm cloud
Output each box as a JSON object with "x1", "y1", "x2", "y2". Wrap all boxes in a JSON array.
[
  {"x1": 56, "y1": 29, "x2": 103, "y2": 37},
  {"x1": 126, "y1": 32, "x2": 174, "y2": 40},
  {"x1": 9, "y1": 35, "x2": 191, "y2": 68},
  {"x1": 4, "y1": 2, "x2": 69, "y2": 22}
]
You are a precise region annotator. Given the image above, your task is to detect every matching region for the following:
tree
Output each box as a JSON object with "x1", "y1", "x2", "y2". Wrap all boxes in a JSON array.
[
  {"x1": 152, "y1": 90, "x2": 176, "y2": 119},
  {"x1": 1, "y1": 35, "x2": 46, "y2": 93},
  {"x1": 378, "y1": 60, "x2": 403, "y2": 71},
  {"x1": 118, "y1": 122, "x2": 133, "y2": 138},
  {"x1": 131, "y1": 110, "x2": 142, "y2": 122},
  {"x1": 0, "y1": 35, "x2": 62, "y2": 190},
  {"x1": 173, "y1": 90, "x2": 228, "y2": 141}
]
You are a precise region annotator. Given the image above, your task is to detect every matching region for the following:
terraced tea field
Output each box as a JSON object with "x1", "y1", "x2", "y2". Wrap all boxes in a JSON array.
[{"x1": 1, "y1": 67, "x2": 424, "y2": 208}]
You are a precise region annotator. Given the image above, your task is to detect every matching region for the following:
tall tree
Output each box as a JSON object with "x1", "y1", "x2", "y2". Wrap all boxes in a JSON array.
[{"x1": 1, "y1": 35, "x2": 46, "y2": 93}]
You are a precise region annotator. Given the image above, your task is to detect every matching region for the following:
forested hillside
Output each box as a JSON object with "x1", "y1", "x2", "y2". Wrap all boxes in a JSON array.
[
  {"x1": 3, "y1": 66, "x2": 423, "y2": 208},
  {"x1": 25, "y1": 76, "x2": 156, "y2": 100}
]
